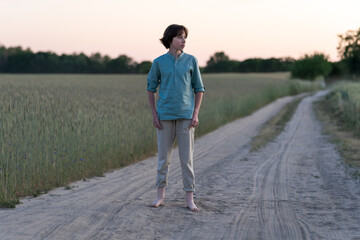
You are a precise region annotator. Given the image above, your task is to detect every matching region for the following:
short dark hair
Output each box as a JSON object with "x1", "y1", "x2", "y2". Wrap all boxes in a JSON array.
[{"x1": 160, "y1": 24, "x2": 188, "y2": 49}]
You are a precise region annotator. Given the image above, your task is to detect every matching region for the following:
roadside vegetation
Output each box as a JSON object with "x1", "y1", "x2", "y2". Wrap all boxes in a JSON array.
[
  {"x1": 314, "y1": 81, "x2": 360, "y2": 179},
  {"x1": 0, "y1": 73, "x2": 322, "y2": 207}
]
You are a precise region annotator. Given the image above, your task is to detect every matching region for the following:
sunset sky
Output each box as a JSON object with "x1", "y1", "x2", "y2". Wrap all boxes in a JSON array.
[{"x1": 1, "y1": 0, "x2": 359, "y2": 66}]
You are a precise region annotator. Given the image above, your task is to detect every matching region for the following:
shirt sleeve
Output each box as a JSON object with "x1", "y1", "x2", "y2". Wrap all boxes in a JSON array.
[
  {"x1": 147, "y1": 60, "x2": 160, "y2": 93},
  {"x1": 191, "y1": 57, "x2": 205, "y2": 94}
]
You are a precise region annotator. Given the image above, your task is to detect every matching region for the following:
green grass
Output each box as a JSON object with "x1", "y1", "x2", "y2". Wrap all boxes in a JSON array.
[
  {"x1": 314, "y1": 81, "x2": 360, "y2": 179},
  {"x1": 324, "y1": 81, "x2": 360, "y2": 136},
  {"x1": 0, "y1": 72, "x2": 322, "y2": 207}
]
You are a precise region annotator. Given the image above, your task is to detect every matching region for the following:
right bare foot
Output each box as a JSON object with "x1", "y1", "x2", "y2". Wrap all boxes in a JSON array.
[
  {"x1": 149, "y1": 199, "x2": 164, "y2": 207},
  {"x1": 150, "y1": 187, "x2": 165, "y2": 207}
]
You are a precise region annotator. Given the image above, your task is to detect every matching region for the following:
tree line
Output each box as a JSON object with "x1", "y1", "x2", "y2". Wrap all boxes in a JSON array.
[
  {"x1": 205, "y1": 28, "x2": 360, "y2": 81},
  {"x1": 0, "y1": 46, "x2": 152, "y2": 74},
  {"x1": 1, "y1": 27, "x2": 359, "y2": 77},
  {"x1": 0, "y1": 45, "x2": 293, "y2": 74},
  {"x1": 203, "y1": 52, "x2": 293, "y2": 73}
]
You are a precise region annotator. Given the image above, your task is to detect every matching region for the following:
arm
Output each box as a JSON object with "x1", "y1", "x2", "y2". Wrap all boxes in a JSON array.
[
  {"x1": 147, "y1": 60, "x2": 161, "y2": 129},
  {"x1": 190, "y1": 91, "x2": 204, "y2": 128},
  {"x1": 147, "y1": 91, "x2": 162, "y2": 129},
  {"x1": 190, "y1": 57, "x2": 205, "y2": 128}
]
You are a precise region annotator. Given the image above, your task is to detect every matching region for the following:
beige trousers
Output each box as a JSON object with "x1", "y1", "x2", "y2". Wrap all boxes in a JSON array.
[{"x1": 156, "y1": 119, "x2": 195, "y2": 192}]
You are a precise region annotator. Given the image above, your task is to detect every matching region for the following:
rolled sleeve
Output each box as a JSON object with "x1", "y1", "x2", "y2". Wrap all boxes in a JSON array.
[
  {"x1": 191, "y1": 57, "x2": 205, "y2": 94},
  {"x1": 147, "y1": 60, "x2": 160, "y2": 92}
]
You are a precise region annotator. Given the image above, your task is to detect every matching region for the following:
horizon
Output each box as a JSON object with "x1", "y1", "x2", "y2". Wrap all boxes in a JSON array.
[
  {"x1": 1, "y1": 0, "x2": 359, "y2": 67},
  {"x1": 0, "y1": 42, "x2": 325, "y2": 65}
]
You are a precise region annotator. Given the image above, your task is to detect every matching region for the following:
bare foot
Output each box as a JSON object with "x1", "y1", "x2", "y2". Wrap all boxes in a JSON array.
[
  {"x1": 187, "y1": 202, "x2": 199, "y2": 212},
  {"x1": 186, "y1": 191, "x2": 199, "y2": 212},
  {"x1": 150, "y1": 198, "x2": 164, "y2": 208},
  {"x1": 150, "y1": 187, "x2": 165, "y2": 208}
]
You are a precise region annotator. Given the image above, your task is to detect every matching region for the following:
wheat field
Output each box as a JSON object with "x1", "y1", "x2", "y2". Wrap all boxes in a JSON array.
[{"x1": 0, "y1": 73, "x2": 322, "y2": 207}]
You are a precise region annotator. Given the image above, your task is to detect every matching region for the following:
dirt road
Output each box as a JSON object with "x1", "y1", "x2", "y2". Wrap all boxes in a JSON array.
[{"x1": 1, "y1": 90, "x2": 359, "y2": 240}]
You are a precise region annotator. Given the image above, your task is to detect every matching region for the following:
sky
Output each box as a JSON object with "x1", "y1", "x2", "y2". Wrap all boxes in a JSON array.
[{"x1": 1, "y1": 0, "x2": 359, "y2": 66}]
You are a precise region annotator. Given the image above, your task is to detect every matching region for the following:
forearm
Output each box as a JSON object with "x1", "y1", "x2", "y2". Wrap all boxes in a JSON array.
[
  {"x1": 193, "y1": 91, "x2": 204, "y2": 116},
  {"x1": 147, "y1": 91, "x2": 157, "y2": 115},
  {"x1": 148, "y1": 91, "x2": 162, "y2": 129}
]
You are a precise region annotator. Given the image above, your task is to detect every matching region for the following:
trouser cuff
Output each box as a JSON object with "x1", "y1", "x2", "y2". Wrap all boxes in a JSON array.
[{"x1": 183, "y1": 187, "x2": 195, "y2": 192}]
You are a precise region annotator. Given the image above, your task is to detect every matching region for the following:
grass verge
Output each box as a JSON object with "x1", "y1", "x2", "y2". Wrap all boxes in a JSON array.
[
  {"x1": 314, "y1": 98, "x2": 360, "y2": 180},
  {"x1": 0, "y1": 198, "x2": 20, "y2": 208},
  {"x1": 250, "y1": 94, "x2": 307, "y2": 152}
]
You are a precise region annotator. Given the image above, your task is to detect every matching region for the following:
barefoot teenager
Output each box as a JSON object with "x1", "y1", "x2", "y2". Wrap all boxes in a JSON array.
[{"x1": 147, "y1": 24, "x2": 205, "y2": 212}]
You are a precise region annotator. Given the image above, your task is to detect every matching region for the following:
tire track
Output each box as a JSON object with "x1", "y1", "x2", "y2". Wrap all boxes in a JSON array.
[
  {"x1": 229, "y1": 91, "x2": 360, "y2": 240},
  {"x1": 229, "y1": 92, "x2": 322, "y2": 239}
]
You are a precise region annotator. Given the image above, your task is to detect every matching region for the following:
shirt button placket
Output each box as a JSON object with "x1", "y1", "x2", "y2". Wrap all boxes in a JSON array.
[{"x1": 174, "y1": 60, "x2": 177, "y2": 82}]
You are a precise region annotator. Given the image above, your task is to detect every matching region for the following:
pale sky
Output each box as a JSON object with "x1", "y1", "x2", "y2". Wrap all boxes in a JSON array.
[{"x1": 1, "y1": 0, "x2": 359, "y2": 66}]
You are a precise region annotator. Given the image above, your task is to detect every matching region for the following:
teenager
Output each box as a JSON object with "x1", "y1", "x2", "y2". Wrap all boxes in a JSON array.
[{"x1": 147, "y1": 24, "x2": 205, "y2": 212}]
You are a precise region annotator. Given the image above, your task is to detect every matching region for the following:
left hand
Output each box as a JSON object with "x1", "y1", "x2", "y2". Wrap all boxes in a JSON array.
[{"x1": 190, "y1": 115, "x2": 199, "y2": 128}]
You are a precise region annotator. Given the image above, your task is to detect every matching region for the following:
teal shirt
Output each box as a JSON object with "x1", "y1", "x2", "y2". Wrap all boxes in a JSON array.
[{"x1": 147, "y1": 52, "x2": 205, "y2": 120}]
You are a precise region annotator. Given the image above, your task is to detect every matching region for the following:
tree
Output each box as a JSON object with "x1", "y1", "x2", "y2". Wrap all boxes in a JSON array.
[
  {"x1": 107, "y1": 54, "x2": 135, "y2": 73},
  {"x1": 136, "y1": 61, "x2": 152, "y2": 74},
  {"x1": 0, "y1": 44, "x2": 7, "y2": 71},
  {"x1": 337, "y1": 27, "x2": 360, "y2": 76},
  {"x1": 291, "y1": 52, "x2": 332, "y2": 81},
  {"x1": 5, "y1": 47, "x2": 35, "y2": 73},
  {"x1": 205, "y1": 52, "x2": 237, "y2": 72},
  {"x1": 29, "y1": 52, "x2": 60, "y2": 73},
  {"x1": 207, "y1": 52, "x2": 229, "y2": 64},
  {"x1": 238, "y1": 58, "x2": 262, "y2": 72},
  {"x1": 204, "y1": 51, "x2": 293, "y2": 73}
]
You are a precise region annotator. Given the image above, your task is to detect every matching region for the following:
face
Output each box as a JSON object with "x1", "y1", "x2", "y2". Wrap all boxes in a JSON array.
[{"x1": 170, "y1": 31, "x2": 186, "y2": 51}]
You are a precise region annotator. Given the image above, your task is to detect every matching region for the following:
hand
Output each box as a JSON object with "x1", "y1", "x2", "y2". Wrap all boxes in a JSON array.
[
  {"x1": 190, "y1": 115, "x2": 199, "y2": 128},
  {"x1": 153, "y1": 114, "x2": 162, "y2": 129}
]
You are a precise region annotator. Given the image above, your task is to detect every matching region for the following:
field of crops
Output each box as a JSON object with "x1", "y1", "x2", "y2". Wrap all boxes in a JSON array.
[{"x1": 0, "y1": 73, "x2": 322, "y2": 206}]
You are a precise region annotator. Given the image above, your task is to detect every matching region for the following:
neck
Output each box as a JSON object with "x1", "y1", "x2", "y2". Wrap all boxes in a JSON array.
[{"x1": 168, "y1": 48, "x2": 182, "y2": 59}]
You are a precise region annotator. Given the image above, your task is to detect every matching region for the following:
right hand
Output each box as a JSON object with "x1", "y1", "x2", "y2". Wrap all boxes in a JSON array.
[{"x1": 152, "y1": 114, "x2": 162, "y2": 129}]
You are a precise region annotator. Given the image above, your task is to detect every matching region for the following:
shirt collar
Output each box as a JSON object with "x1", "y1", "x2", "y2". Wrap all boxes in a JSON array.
[{"x1": 166, "y1": 51, "x2": 184, "y2": 61}]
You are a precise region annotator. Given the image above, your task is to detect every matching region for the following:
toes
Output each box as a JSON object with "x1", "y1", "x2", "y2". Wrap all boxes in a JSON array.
[
  {"x1": 191, "y1": 207, "x2": 199, "y2": 212},
  {"x1": 188, "y1": 205, "x2": 199, "y2": 212},
  {"x1": 149, "y1": 201, "x2": 164, "y2": 208}
]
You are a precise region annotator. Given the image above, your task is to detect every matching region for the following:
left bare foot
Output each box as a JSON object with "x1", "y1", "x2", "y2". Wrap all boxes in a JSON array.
[
  {"x1": 187, "y1": 202, "x2": 199, "y2": 212},
  {"x1": 186, "y1": 191, "x2": 199, "y2": 212}
]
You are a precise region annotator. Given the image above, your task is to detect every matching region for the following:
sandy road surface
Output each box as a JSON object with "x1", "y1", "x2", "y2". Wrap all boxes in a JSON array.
[{"x1": 1, "y1": 90, "x2": 359, "y2": 240}]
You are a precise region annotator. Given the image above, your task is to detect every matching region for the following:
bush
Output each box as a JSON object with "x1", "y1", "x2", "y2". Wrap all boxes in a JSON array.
[{"x1": 291, "y1": 52, "x2": 332, "y2": 81}]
